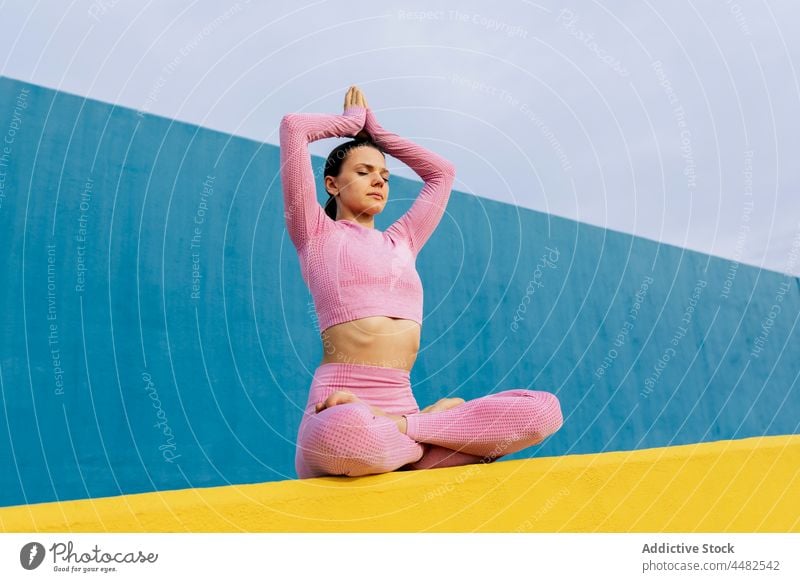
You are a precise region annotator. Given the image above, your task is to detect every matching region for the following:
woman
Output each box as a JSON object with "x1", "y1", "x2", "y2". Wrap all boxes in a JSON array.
[{"x1": 280, "y1": 85, "x2": 563, "y2": 478}]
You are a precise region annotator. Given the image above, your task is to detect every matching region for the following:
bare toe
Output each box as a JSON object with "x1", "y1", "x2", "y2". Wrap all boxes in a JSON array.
[{"x1": 316, "y1": 390, "x2": 359, "y2": 413}]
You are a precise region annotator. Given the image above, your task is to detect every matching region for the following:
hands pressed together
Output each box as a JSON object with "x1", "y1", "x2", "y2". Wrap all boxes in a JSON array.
[{"x1": 344, "y1": 85, "x2": 371, "y2": 140}]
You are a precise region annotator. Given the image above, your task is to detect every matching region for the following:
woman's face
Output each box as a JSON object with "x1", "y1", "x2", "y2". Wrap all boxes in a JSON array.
[{"x1": 326, "y1": 146, "x2": 389, "y2": 219}]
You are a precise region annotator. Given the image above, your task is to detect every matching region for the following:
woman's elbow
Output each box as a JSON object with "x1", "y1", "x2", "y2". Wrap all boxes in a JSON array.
[
  {"x1": 441, "y1": 159, "x2": 457, "y2": 178},
  {"x1": 279, "y1": 115, "x2": 302, "y2": 147},
  {"x1": 280, "y1": 114, "x2": 301, "y2": 133}
]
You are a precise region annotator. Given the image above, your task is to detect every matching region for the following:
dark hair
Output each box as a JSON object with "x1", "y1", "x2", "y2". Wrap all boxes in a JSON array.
[{"x1": 323, "y1": 139, "x2": 385, "y2": 220}]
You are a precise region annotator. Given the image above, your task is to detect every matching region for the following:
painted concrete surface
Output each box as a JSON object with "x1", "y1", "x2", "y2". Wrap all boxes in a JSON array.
[{"x1": 2, "y1": 435, "x2": 797, "y2": 532}]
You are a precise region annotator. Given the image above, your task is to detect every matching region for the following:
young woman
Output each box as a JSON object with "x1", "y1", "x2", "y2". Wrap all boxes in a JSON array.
[{"x1": 280, "y1": 85, "x2": 563, "y2": 478}]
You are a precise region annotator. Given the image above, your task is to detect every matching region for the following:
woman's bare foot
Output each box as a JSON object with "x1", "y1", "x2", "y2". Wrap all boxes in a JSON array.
[
  {"x1": 315, "y1": 390, "x2": 408, "y2": 434},
  {"x1": 315, "y1": 390, "x2": 386, "y2": 416},
  {"x1": 420, "y1": 397, "x2": 465, "y2": 414},
  {"x1": 396, "y1": 398, "x2": 466, "y2": 445}
]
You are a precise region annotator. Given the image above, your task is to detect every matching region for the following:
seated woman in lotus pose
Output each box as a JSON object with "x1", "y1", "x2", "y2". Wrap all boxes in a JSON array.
[{"x1": 279, "y1": 85, "x2": 563, "y2": 478}]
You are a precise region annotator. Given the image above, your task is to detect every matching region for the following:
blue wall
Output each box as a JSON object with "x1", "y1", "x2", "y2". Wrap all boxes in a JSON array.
[{"x1": 1, "y1": 76, "x2": 798, "y2": 507}]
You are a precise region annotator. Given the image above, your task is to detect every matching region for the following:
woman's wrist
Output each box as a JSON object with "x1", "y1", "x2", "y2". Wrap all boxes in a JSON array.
[{"x1": 342, "y1": 105, "x2": 367, "y2": 137}]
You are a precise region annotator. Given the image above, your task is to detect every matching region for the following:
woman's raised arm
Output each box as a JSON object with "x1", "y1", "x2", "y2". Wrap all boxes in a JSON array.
[
  {"x1": 278, "y1": 105, "x2": 367, "y2": 250},
  {"x1": 364, "y1": 108, "x2": 456, "y2": 255}
]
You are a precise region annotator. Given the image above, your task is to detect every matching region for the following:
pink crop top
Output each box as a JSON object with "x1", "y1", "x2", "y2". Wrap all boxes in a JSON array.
[{"x1": 279, "y1": 105, "x2": 456, "y2": 333}]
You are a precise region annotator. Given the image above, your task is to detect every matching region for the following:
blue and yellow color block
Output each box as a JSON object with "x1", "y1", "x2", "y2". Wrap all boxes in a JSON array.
[{"x1": 0, "y1": 77, "x2": 797, "y2": 530}]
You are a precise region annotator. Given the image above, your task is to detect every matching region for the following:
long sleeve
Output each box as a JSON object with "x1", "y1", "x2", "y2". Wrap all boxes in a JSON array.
[
  {"x1": 364, "y1": 108, "x2": 456, "y2": 255},
  {"x1": 279, "y1": 105, "x2": 367, "y2": 250}
]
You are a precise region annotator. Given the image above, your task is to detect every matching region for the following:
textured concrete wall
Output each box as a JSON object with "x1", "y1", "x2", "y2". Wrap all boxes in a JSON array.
[{"x1": 1, "y1": 77, "x2": 798, "y2": 507}]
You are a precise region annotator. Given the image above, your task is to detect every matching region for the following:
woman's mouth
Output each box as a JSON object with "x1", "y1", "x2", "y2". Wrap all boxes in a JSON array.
[{"x1": 367, "y1": 192, "x2": 383, "y2": 199}]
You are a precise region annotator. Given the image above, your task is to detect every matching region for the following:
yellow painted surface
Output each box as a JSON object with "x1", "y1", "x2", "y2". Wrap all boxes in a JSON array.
[{"x1": 2, "y1": 435, "x2": 798, "y2": 532}]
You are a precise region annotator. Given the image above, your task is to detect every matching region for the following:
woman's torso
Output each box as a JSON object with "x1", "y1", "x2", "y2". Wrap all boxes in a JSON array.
[{"x1": 319, "y1": 316, "x2": 420, "y2": 372}]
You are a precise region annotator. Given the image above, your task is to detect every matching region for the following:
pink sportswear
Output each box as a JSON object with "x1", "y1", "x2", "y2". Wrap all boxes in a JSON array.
[
  {"x1": 279, "y1": 105, "x2": 456, "y2": 333},
  {"x1": 280, "y1": 105, "x2": 564, "y2": 479},
  {"x1": 295, "y1": 362, "x2": 564, "y2": 479}
]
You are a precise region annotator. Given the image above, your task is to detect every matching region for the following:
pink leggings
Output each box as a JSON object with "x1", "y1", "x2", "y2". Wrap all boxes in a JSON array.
[{"x1": 295, "y1": 362, "x2": 563, "y2": 479}]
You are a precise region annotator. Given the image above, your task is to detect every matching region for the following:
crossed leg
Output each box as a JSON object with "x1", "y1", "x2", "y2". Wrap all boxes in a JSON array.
[
  {"x1": 296, "y1": 401, "x2": 425, "y2": 478},
  {"x1": 405, "y1": 389, "x2": 563, "y2": 469},
  {"x1": 404, "y1": 444, "x2": 486, "y2": 470},
  {"x1": 295, "y1": 389, "x2": 563, "y2": 479}
]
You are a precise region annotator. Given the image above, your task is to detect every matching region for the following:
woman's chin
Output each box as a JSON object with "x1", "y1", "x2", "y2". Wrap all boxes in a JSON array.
[{"x1": 362, "y1": 203, "x2": 384, "y2": 215}]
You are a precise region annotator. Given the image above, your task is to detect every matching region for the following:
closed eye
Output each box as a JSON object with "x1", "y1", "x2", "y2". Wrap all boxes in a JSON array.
[{"x1": 358, "y1": 171, "x2": 390, "y2": 182}]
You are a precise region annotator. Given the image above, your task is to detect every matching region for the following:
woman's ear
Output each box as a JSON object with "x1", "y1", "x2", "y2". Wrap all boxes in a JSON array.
[{"x1": 324, "y1": 175, "x2": 337, "y2": 196}]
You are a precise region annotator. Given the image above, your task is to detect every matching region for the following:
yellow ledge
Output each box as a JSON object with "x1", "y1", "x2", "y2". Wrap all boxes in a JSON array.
[{"x1": 2, "y1": 435, "x2": 798, "y2": 532}]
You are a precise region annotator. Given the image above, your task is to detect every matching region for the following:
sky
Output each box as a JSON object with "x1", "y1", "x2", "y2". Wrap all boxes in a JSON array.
[{"x1": 1, "y1": 0, "x2": 798, "y2": 276}]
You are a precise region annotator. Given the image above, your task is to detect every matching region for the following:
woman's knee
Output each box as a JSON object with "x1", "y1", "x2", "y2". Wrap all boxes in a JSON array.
[
  {"x1": 489, "y1": 389, "x2": 563, "y2": 440},
  {"x1": 301, "y1": 403, "x2": 374, "y2": 451},
  {"x1": 297, "y1": 403, "x2": 394, "y2": 476},
  {"x1": 523, "y1": 390, "x2": 563, "y2": 438}
]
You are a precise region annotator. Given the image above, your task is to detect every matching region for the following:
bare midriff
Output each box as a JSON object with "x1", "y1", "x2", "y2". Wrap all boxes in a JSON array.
[{"x1": 319, "y1": 316, "x2": 421, "y2": 372}]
